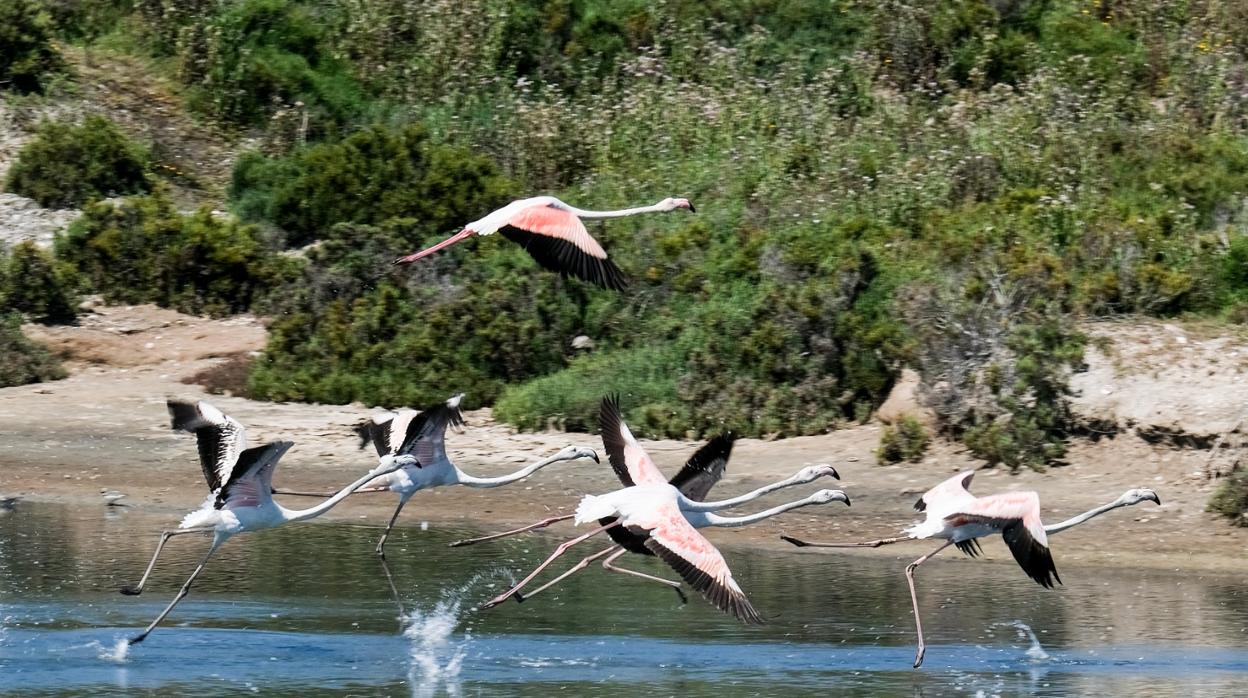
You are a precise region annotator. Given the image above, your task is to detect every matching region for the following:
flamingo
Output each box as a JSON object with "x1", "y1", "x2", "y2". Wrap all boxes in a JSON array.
[
  {"x1": 452, "y1": 415, "x2": 847, "y2": 603},
  {"x1": 120, "y1": 400, "x2": 415, "y2": 645},
  {"x1": 780, "y1": 470, "x2": 1161, "y2": 667},
  {"x1": 479, "y1": 395, "x2": 850, "y2": 622},
  {"x1": 392, "y1": 196, "x2": 696, "y2": 290},
  {"x1": 351, "y1": 393, "x2": 601, "y2": 557}
]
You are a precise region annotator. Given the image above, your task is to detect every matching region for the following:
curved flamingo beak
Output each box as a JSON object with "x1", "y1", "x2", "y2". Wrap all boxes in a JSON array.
[{"x1": 394, "y1": 228, "x2": 476, "y2": 265}]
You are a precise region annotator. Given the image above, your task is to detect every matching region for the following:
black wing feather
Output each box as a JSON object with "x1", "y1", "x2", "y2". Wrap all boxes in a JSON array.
[
  {"x1": 499, "y1": 225, "x2": 628, "y2": 290},
  {"x1": 599, "y1": 394, "x2": 634, "y2": 487},
  {"x1": 353, "y1": 417, "x2": 393, "y2": 457},
  {"x1": 955, "y1": 538, "x2": 983, "y2": 557},
  {"x1": 396, "y1": 400, "x2": 464, "y2": 462},
  {"x1": 949, "y1": 513, "x2": 1061, "y2": 588},
  {"x1": 645, "y1": 538, "x2": 764, "y2": 624},
  {"x1": 668, "y1": 433, "x2": 735, "y2": 502},
  {"x1": 214, "y1": 441, "x2": 293, "y2": 509}
]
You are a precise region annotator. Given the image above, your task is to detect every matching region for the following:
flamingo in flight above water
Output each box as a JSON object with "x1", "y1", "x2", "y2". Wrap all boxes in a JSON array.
[
  {"x1": 479, "y1": 395, "x2": 850, "y2": 623},
  {"x1": 120, "y1": 400, "x2": 414, "y2": 645},
  {"x1": 392, "y1": 196, "x2": 696, "y2": 290},
  {"x1": 781, "y1": 470, "x2": 1161, "y2": 667},
  {"x1": 350, "y1": 394, "x2": 600, "y2": 557},
  {"x1": 452, "y1": 400, "x2": 848, "y2": 604}
]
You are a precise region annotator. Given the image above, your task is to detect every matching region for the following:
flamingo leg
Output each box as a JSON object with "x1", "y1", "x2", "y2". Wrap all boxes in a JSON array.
[
  {"x1": 378, "y1": 556, "x2": 406, "y2": 620},
  {"x1": 601, "y1": 547, "x2": 688, "y2": 604},
  {"x1": 513, "y1": 545, "x2": 619, "y2": 603},
  {"x1": 128, "y1": 539, "x2": 222, "y2": 645},
  {"x1": 447, "y1": 514, "x2": 575, "y2": 548},
  {"x1": 480, "y1": 521, "x2": 619, "y2": 609},
  {"x1": 119, "y1": 527, "x2": 214, "y2": 596},
  {"x1": 780, "y1": 534, "x2": 911, "y2": 549},
  {"x1": 906, "y1": 540, "x2": 955, "y2": 669},
  {"x1": 375, "y1": 494, "x2": 413, "y2": 558}
]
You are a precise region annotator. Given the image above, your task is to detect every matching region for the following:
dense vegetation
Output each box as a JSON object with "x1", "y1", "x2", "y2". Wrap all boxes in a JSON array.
[
  {"x1": 5, "y1": 115, "x2": 150, "y2": 208},
  {"x1": 0, "y1": 243, "x2": 74, "y2": 387},
  {"x1": 0, "y1": 0, "x2": 64, "y2": 93},
  {"x1": 18, "y1": 1, "x2": 1248, "y2": 471},
  {"x1": 1208, "y1": 469, "x2": 1248, "y2": 527}
]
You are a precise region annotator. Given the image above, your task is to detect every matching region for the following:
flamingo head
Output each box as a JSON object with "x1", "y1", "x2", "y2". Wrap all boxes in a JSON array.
[
  {"x1": 557, "y1": 445, "x2": 600, "y2": 463},
  {"x1": 660, "y1": 197, "x2": 696, "y2": 213},
  {"x1": 796, "y1": 464, "x2": 841, "y2": 482},
  {"x1": 809, "y1": 489, "x2": 852, "y2": 507},
  {"x1": 1120, "y1": 488, "x2": 1161, "y2": 506}
]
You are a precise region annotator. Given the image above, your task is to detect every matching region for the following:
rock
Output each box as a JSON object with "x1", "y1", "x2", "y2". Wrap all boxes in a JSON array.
[
  {"x1": 570, "y1": 335, "x2": 595, "y2": 351},
  {"x1": 876, "y1": 368, "x2": 937, "y2": 428}
]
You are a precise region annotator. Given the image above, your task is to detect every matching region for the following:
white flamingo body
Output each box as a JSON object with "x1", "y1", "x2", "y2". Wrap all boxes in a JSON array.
[
  {"x1": 481, "y1": 395, "x2": 849, "y2": 622},
  {"x1": 393, "y1": 195, "x2": 695, "y2": 290},
  {"x1": 121, "y1": 400, "x2": 411, "y2": 645},
  {"x1": 781, "y1": 469, "x2": 1160, "y2": 667},
  {"x1": 354, "y1": 394, "x2": 600, "y2": 556}
]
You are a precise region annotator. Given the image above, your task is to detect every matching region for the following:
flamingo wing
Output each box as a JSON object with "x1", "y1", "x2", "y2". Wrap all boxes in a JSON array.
[
  {"x1": 168, "y1": 400, "x2": 248, "y2": 493},
  {"x1": 915, "y1": 470, "x2": 977, "y2": 512},
  {"x1": 354, "y1": 410, "x2": 401, "y2": 457},
  {"x1": 599, "y1": 394, "x2": 667, "y2": 487},
  {"x1": 215, "y1": 441, "x2": 294, "y2": 510},
  {"x1": 498, "y1": 203, "x2": 627, "y2": 290},
  {"x1": 667, "y1": 433, "x2": 735, "y2": 502},
  {"x1": 395, "y1": 398, "x2": 464, "y2": 466},
  {"x1": 947, "y1": 491, "x2": 1060, "y2": 588},
  {"x1": 642, "y1": 501, "x2": 763, "y2": 624}
]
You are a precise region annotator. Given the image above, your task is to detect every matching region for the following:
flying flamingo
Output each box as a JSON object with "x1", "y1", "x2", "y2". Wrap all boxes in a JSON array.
[
  {"x1": 452, "y1": 413, "x2": 847, "y2": 603},
  {"x1": 479, "y1": 395, "x2": 849, "y2": 622},
  {"x1": 351, "y1": 393, "x2": 600, "y2": 557},
  {"x1": 781, "y1": 470, "x2": 1161, "y2": 667},
  {"x1": 392, "y1": 196, "x2": 696, "y2": 290},
  {"x1": 120, "y1": 400, "x2": 415, "y2": 645}
]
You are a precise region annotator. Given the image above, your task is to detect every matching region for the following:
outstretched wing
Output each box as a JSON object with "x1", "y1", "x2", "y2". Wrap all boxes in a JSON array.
[
  {"x1": 948, "y1": 491, "x2": 1060, "y2": 588},
  {"x1": 354, "y1": 410, "x2": 400, "y2": 457},
  {"x1": 168, "y1": 400, "x2": 247, "y2": 492},
  {"x1": 394, "y1": 395, "x2": 465, "y2": 466},
  {"x1": 643, "y1": 500, "x2": 763, "y2": 624},
  {"x1": 915, "y1": 470, "x2": 976, "y2": 512},
  {"x1": 599, "y1": 394, "x2": 667, "y2": 487},
  {"x1": 499, "y1": 202, "x2": 627, "y2": 290},
  {"x1": 667, "y1": 433, "x2": 735, "y2": 502},
  {"x1": 215, "y1": 441, "x2": 294, "y2": 510}
]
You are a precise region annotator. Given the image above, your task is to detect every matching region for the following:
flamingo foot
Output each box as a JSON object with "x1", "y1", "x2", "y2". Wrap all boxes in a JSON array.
[{"x1": 119, "y1": 585, "x2": 142, "y2": 596}]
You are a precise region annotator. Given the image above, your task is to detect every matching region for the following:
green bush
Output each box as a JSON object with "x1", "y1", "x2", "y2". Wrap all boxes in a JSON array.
[
  {"x1": 0, "y1": 0, "x2": 64, "y2": 93},
  {"x1": 1, "y1": 241, "x2": 78, "y2": 324},
  {"x1": 5, "y1": 116, "x2": 150, "y2": 209},
  {"x1": 1207, "y1": 469, "x2": 1248, "y2": 527},
  {"x1": 230, "y1": 123, "x2": 514, "y2": 246},
  {"x1": 55, "y1": 189, "x2": 297, "y2": 316},
  {"x1": 876, "y1": 416, "x2": 930, "y2": 464},
  {"x1": 0, "y1": 313, "x2": 66, "y2": 387}
]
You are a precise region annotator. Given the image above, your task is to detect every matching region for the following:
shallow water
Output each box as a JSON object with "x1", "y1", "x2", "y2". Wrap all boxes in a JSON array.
[{"x1": 1, "y1": 501, "x2": 1246, "y2": 696}]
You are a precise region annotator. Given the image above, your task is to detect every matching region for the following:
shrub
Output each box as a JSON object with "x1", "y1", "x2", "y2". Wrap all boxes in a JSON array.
[
  {"x1": 230, "y1": 123, "x2": 514, "y2": 246},
  {"x1": 876, "y1": 416, "x2": 930, "y2": 464},
  {"x1": 55, "y1": 190, "x2": 296, "y2": 316},
  {"x1": 0, "y1": 0, "x2": 64, "y2": 93},
  {"x1": 1207, "y1": 469, "x2": 1248, "y2": 527},
  {"x1": 5, "y1": 116, "x2": 150, "y2": 209},
  {"x1": 1, "y1": 241, "x2": 78, "y2": 324},
  {"x1": 0, "y1": 313, "x2": 66, "y2": 387}
]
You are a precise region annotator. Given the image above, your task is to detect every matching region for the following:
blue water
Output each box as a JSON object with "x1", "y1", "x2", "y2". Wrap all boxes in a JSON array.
[{"x1": 2, "y1": 502, "x2": 1246, "y2": 696}]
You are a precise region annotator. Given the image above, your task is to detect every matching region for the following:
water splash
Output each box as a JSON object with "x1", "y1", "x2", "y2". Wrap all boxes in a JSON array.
[
  {"x1": 78, "y1": 638, "x2": 130, "y2": 663},
  {"x1": 402, "y1": 571, "x2": 506, "y2": 698},
  {"x1": 990, "y1": 620, "x2": 1050, "y2": 662}
]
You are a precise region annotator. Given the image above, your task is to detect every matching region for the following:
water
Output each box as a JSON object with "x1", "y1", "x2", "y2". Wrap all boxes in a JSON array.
[{"x1": 1, "y1": 501, "x2": 1246, "y2": 696}]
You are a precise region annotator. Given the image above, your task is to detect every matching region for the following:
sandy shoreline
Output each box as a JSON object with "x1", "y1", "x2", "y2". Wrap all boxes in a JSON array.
[{"x1": 2, "y1": 304, "x2": 1246, "y2": 578}]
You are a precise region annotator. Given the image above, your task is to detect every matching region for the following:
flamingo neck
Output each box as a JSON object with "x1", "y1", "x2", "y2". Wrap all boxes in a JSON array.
[
  {"x1": 282, "y1": 466, "x2": 398, "y2": 523},
  {"x1": 1044, "y1": 497, "x2": 1132, "y2": 535},
  {"x1": 568, "y1": 202, "x2": 669, "y2": 220},
  {"x1": 452, "y1": 451, "x2": 571, "y2": 489},
  {"x1": 703, "y1": 495, "x2": 825, "y2": 528},
  {"x1": 679, "y1": 471, "x2": 814, "y2": 512}
]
